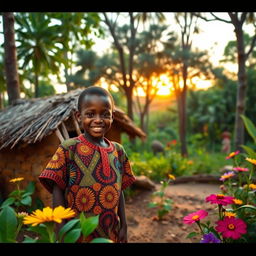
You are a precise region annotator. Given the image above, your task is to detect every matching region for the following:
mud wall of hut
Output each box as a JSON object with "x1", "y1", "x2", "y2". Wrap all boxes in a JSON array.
[{"x1": 0, "y1": 133, "x2": 60, "y2": 207}]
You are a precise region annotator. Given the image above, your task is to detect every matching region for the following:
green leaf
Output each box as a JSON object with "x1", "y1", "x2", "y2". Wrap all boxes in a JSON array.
[
  {"x1": 27, "y1": 224, "x2": 49, "y2": 242},
  {"x1": 24, "y1": 181, "x2": 35, "y2": 195},
  {"x1": 59, "y1": 219, "x2": 80, "y2": 241},
  {"x1": 240, "y1": 145, "x2": 256, "y2": 159},
  {"x1": 90, "y1": 238, "x2": 114, "y2": 243},
  {"x1": 163, "y1": 203, "x2": 171, "y2": 211},
  {"x1": 9, "y1": 190, "x2": 24, "y2": 197},
  {"x1": 0, "y1": 197, "x2": 15, "y2": 208},
  {"x1": 80, "y1": 215, "x2": 99, "y2": 238},
  {"x1": 241, "y1": 115, "x2": 256, "y2": 143},
  {"x1": 235, "y1": 205, "x2": 256, "y2": 211},
  {"x1": 63, "y1": 228, "x2": 81, "y2": 243},
  {"x1": 20, "y1": 196, "x2": 32, "y2": 206},
  {"x1": 22, "y1": 236, "x2": 38, "y2": 243},
  {"x1": 0, "y1": 206, "x2": 17, "y2": 242},
  {"x1": 148, "y1": 202, "x2": 158, "y2": 208},
  {"x1": 186, "y1": 232, "x2": 199, "y2": 239}
]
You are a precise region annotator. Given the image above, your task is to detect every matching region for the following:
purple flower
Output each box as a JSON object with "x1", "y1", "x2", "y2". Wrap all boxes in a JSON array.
[{"x1": 200, "y1": 232, "x2": 221, "y2": 243}]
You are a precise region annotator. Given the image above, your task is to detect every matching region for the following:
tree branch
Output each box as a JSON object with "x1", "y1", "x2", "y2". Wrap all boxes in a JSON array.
[
  {"x1": 246, "y1": 33, "x2": 256, "y2": 59},
  {"x1": 210, "y1": 12, "x2": 232, "y2": 24}
]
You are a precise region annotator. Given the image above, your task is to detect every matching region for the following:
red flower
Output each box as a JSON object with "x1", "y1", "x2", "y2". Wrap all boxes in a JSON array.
[
  {"x1": 183, "y1": 209, "x2": 208, "y2": 225},
  {"x1": 205, "y1": 194, "x2": 235, "y2": 206},
  {"x1": 215, "y1": 216, "x2": 247, "y2": 240}
]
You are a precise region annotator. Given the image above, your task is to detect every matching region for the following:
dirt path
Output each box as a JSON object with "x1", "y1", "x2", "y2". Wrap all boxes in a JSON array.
[{"x1": 126, "y1": 182, "x2": 221, "y2": 243}]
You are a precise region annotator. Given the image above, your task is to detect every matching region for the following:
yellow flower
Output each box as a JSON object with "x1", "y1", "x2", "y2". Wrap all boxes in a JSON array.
[
  {"x1": 233, "y1": 199, "x2": 243, "y2": 205},
  {"x1": 245, "y1": 157, "x2": 256, "y2": 165},
  {"x1": 9, "y1": 177, "x2": 24, "y2": 183},
  {"x1": 249, "y1": 184, "x2": 256, "y2": 190},
  {"x1": 224, "y1": 212, "x2": 236, "y2": 217},
  {"x1": 168, "y1": 174, "x2": 176, "y2": 180},
  {"x1": 187, "y1": 160, "x2": 193, "y2": 165},
  {"x1": 23, "y1": 206, "x2": 76, "y2": 226}
]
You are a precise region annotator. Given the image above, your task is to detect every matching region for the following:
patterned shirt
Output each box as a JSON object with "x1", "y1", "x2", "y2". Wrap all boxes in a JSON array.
[{"x1": 39, "y1": 134, "x2": 136, "y2": 242}]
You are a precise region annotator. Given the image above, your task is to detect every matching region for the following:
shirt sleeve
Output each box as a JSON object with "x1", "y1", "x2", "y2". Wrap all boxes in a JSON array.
[
  {"x1": 115, "y1": 143, "x2": 136, "y2": 191},
  {"x1": 38, "y1": 145, "x2": 68, "y2": 193}
]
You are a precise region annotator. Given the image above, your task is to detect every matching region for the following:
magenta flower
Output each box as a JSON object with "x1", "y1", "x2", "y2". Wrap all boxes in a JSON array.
[
  {"x1": 233, "y1": 167, "x2": 249, "y2": 172},
  {"x1": 183, "y1": 209, "x2": 208, "y2": 225},
  {"x1": 215, "y1": 216, "x2": 247, "y2": 240},
  {"x1": 219, "y1": 171, "x2": 235, "y2": 181},
  {"x1": 205, "y1": 194, "x2": 235, "y2": 206},
  {"x1": 226, "y1": 151, "x2": 240, "y2": 159}
]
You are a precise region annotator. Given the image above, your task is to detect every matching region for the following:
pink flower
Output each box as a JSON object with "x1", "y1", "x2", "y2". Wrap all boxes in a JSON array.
[
  {"x1": 183, "y1": 210, "x2": 208, "y2": 225},
  {"x1": 205, "y1": 194, "x2": 235, "y2": 206},
  {"x1": 233, "y1": 167, "x2": 249, "y2": 172},
  {"x1": 226, "y1": 151, "x2": 240, "y2": 159},
  {"x1": 215, "y1": 216, "x2": 247, "y2": 240}
]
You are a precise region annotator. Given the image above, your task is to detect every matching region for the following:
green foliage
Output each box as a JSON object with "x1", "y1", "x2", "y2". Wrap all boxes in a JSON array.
[
  {"x1": 0, "y1": 206, "x2": 18, "y2": 243},
  {"x1": 0, "y1": 181, "x2": 35, "y2": 212},
  {"x1": 148, "y1": 178, "x2": 173, "y2": 221}
]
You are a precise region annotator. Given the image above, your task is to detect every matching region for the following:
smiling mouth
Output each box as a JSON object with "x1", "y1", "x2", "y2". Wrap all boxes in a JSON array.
[{"x1": 90, "y1": 127, "x2": 105, "y2": 132}]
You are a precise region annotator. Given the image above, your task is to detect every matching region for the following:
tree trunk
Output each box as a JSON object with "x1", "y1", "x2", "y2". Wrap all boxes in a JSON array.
[
  {"x1": 3, "y1": 12, "x2": 20, "y2": 105},
  {"x1": 64, "y1": 52, "x2": 71, "y2": 92},
  {"x1": 35, "y1": 72, "x2": 39, "y2": 98},
  {"x1": 126, "y1": 86, "x2": 134, "y2": 121},
  {"x1": 234, "y1": 25, "x2": 247, "y2": 151},
  {"x1": 179, "y1": 65, "x2": 188, "y2": 157},
  {"x1": 0, "y1": 92, "x2": 3, "y2": 109}
]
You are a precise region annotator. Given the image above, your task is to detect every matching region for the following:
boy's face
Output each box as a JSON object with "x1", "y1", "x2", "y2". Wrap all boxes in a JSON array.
[{"x1": 76, "y1": 94, "x2": 113, "y2": 139}]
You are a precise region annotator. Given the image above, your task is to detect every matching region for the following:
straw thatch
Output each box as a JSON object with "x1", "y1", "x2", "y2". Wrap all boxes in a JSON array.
[{"x1": 0, "y1": 89, "x2": 146, "y2": 150}]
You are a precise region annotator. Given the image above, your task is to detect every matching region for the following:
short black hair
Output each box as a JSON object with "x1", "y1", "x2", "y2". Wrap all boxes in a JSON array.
[{"x1": 77, "y1": 86, "x2": 115, "y2": 112}]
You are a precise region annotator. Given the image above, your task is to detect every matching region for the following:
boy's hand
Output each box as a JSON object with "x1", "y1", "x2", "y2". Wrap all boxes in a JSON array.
[{"x1": 118, "y1": 225, "x2": 127, "y2": 243}]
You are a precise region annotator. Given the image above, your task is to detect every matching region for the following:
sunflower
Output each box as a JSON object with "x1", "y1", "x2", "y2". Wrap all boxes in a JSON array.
[{"x1": 23, "y1": 206, "x2": 75, "y2": 226}]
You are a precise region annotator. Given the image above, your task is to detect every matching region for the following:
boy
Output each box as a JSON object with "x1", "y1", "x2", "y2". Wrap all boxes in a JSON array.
[{"x1": 39, "y1": 86, "x2": 136, "y2": 242}]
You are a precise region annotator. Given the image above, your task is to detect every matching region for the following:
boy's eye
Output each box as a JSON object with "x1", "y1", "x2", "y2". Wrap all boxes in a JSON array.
[
  {"x1": 85, "y1": 112, "x2": 94, "y2": 118},
  {"x1": 102, "y1": 112, "x2": 111, "y2": 118}
]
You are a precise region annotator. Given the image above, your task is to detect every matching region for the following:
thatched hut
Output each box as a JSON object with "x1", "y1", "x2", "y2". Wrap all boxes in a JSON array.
[{"x1": 0, "y1": 89, "x2": 146, "y2": 206}]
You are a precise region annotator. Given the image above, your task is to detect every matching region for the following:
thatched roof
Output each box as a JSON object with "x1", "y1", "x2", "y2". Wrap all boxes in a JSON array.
[{"x1": 0, "y1": 89, "x2": 146, "y2": 150}]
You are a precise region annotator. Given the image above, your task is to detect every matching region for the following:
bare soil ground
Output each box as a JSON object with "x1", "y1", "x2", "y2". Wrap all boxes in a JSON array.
[{"x1": 126, "y1": 182, "x2": 221, "y2": 243}]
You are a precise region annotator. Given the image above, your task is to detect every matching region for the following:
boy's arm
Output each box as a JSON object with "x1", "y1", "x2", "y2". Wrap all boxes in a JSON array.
[{"x1": 117, "y1": 191, "x2": 128, "y2": 243}]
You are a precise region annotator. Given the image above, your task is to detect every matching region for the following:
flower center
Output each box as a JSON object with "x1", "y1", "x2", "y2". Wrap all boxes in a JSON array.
[
  {"x1": 53, "y1": 155, "x2": 58, "y2": 161},
  {"x1": 217, "y1": 194, "x2": 224, "y2": 199},
  {"x1": 192, "y1": 215, "x2": 199, "y2": 220},
  {"x1": 106, "y1": 193, "x2": 113, "y2": 201},
  {"x1": 228, "y1": 224, "x2": 235, "y2": 230},
  {"x1": 82, "y1": 197, "x2": 87, "y2": 203}
]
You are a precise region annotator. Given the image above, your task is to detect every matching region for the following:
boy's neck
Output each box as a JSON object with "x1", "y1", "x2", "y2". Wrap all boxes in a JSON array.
[{"x1": 83, "y1": 132, "x2": 108, "y2": 148}]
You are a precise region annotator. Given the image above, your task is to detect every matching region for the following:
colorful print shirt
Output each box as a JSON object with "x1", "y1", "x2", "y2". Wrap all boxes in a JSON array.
[{"x1": 39, "y1": 134, "x2": 136, "y2": 242}]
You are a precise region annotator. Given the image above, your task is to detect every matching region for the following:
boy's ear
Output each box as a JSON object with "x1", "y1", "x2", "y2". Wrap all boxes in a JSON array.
[{"x1": 75, "y1": 111, "x2": 81, "y2": 123}]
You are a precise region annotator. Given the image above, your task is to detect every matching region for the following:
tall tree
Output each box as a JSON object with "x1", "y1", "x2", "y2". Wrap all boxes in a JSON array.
[
  {"x1": 134, "y1": 24, "x2": 168, "y2": 133},
  {"x1": 2, "y1": 12, "x2": 20, "y2": 105},
  {"x1": 102, "y1": 12, "x2": 166, "y2": 120},
  {"x1": 194, "y1": 12, "x2": 256, "y2": 150},
  {"x1": 163, "y1": 12, "x2": 212, "y2": 157}
]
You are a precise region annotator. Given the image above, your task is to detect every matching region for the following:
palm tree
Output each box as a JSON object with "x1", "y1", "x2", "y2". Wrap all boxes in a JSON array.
[
  {"x1": 2, "y1": 12, "x2": 20, "y2": 105},
  {"x1": 15, "y1": 13, "x2": 63, "y2": 97}
]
